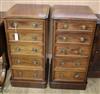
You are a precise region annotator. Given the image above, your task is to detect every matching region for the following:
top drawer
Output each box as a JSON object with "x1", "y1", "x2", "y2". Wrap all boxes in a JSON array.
[
  {"x1": 55, "y1": 20, "x2": 95, "y2": 32},
  {"x1": 6, "y1": 19, "x2": 44, "y2": 30}
]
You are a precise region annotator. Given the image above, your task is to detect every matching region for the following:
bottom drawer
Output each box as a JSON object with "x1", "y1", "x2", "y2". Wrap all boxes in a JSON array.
[
  {"x1": 12, "y1": 69, "x2": 44, "y2": 81},
  {"x1": 53, "y1": 71, "x2": 86, "y2": 82}
]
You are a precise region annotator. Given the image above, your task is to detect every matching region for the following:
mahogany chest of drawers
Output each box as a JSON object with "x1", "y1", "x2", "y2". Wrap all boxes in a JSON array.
[
  {"x1": 50, "y1": 5, "x2": 97, "y2": 89},
  {"x1": 89, "y1": 14, "x2": 100, "y2": 77},
  {"x1": 4, "y1": 4, "x2": 49, "y2": 88}
]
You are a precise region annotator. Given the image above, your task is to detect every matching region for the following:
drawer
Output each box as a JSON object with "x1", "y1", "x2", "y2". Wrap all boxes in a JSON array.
[
  {"x1": 6, "y1": 19, "x2": 44, "y2": 30},
  {"x1": 55, "y1": 21, "x2": 95, "y2": 31},
  {"x1": 12, "y1": 69, "x2": 44, "y2": 81},
  {"x1": 8, "y1": 31, "x2": 43, "y2": 42},
  {"x1": 53, "y1": 57, "x2": 88, "y2": 70},
  {"x1": 11, "y1": 55, "x2": 44, "y2": 68},
  {"x1": 55, "y1": 44, "x2": 90, "y2": 57},
  {"x1": 56, "y1": 32, "x2": 92, "y2": 44},
  {"x1": 53, "y1": 71, "x2": 86, "y2": 82},
  {"x1": 9, "y1": 43, "x2": 43, "y2": 56}
]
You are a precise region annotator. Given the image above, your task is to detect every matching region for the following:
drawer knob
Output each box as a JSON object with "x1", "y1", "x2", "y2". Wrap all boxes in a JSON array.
[
  {"x1": 16, "y1": 60, "x2": 21, "y2": 64},
  {"x1": 60, "y1": 61, "x2": 65, "y2": 66},
  {"x1": 74, "y1": 73, "x2": 80, "y2": 78},
  {"x1": 32, "y1": 61, "x2": 38, "y2": 65},
  {"x1": 62, "y1": 37, "x2": 67, "y2": 41},
  {"x1": 63, "y1": 23, "x2": 68, "y2": 29},
  {"x1": 81, "y1": 25, "x2": 87, "y2": 30},
  {"x1": 32, "y1": 48, "x2": 38, "y2": 52},
  {"x1": 16, "y1": 48, "x2": 21, "y2": 52},
  {"x1": 80, "y1": 37, "x2": 86, "y2": 42},
  {"x1": 60, "y1": 48, "x2": 67, "y2": 54},
  {"x1": 12, "y1": 22, "x2": 18, "y2": 28},
  {"x1": 32, "y1": 23, "x2": 38, "y2": 28}
]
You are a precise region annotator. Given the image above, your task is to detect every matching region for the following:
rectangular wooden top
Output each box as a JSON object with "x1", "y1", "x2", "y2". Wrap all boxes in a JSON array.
[
  {"x1": 6, "y1": 4, "x2": 50, "y2": 19},
  {"x1": 52, "y1": 5, "x2": 97, "y2": 20}
]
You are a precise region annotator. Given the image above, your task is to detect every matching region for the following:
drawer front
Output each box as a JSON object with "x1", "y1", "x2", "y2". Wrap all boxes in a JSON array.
[
  {"x1": 11, "y1": 55, "x2": 44, "y2": 68},
  {"x1": 7, "y1": 20, "x2": 44, "y2": 30},
  {"x1": 53, "y1": 57, "x2": 88, "y2": 69},
  {"x1": 56, "y1": 33, "x2": 92, "y2": 44},
  {"x1": 9, "y1": 43, "x2": 43, "y2": 56},
  {"x1": 56, "y1": 21, "x2": 95, "y2": 31},
  {"x1": 55, "y1": 44, "x2": 90, "y2": 56},
  {"x1": 53, "y1": 71, "x2": 86, "y2": 82},
  {"x1": 8, "y1": 32, "x2": 43, "y2": 42},
  {"x1": 12, "y1": 69, "x2": 44, "y2": 81}
]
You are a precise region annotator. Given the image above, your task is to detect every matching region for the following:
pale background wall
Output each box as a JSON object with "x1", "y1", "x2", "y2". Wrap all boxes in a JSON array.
[{"x1": 0, "y1": 0, "x2": 100, "y2": 14}]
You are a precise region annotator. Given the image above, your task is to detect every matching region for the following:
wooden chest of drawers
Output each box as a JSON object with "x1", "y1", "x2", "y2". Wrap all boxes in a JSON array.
[
  {"x1": 50, "y1": 5, "x2": 97, "y2": 89},
  {"x1": 89, "y1": 14, "x2": 100, "y2": 77},
  {"x1": 5, "y1": 4, "x2": 49, "y2": 88}
]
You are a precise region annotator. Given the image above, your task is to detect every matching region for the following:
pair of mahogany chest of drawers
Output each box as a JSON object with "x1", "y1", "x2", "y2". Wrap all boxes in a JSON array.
[{"x1": 4, "y1": 4, "x2": 97, "y2": 89}]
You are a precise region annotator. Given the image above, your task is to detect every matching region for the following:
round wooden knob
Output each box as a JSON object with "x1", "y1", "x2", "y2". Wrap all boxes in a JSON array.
[
  {"x1": 60, "y1": 61, "x2": 65, "y2": 66},
  {"x1": 80, "y1": 37, "x2": 85, "y2": 42},
  {"x1": 62, "y1": 37, "x2": 67, "y2": 41},
  {"x1": 32, "y1": 61, "x2": 38, "y2": 65},
  {"x1": 32, "y1": 48, "x2": 38, "y2": 52},
  {"x1": 74, "y1": 73, "x2": 80, "y2": 78},
  {"x1": 12, "y1": 22, "x2": 18, "y2": 28},
  {"x1": 32, "y1": 23, "x2": 38, "y2": 28},
  {"x1": 60, "y1": 48, "x2": 67, "y2": 54},
  {"x1": 63, "y1": 23, "x2": 68, "y2": 29},
  {"x1": 81, "y1": 25, "x2": 87, "y2": 30}
]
